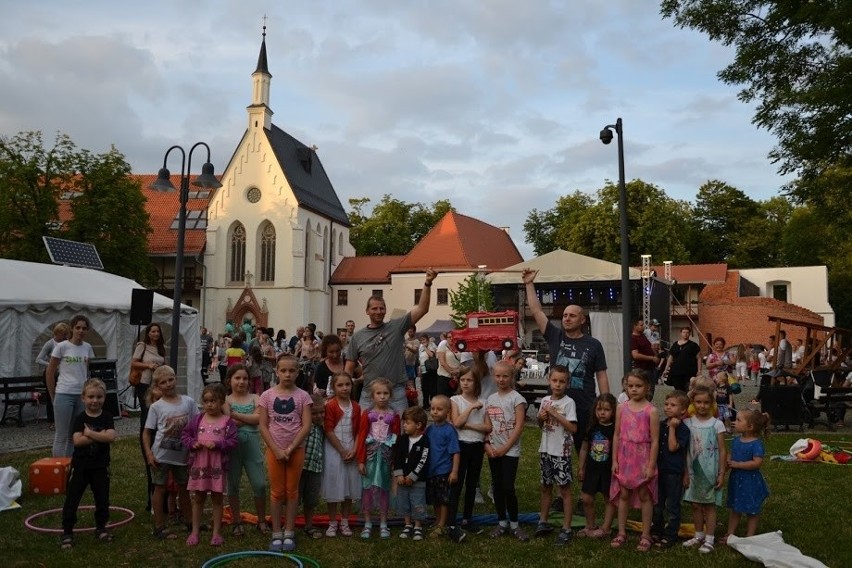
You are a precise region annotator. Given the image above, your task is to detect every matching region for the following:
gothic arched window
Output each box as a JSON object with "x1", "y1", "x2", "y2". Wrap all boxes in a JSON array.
[
  {"x1": 230, "y1": 223, "x2": 246, "y2": 283},
  {"x1": 259, "y1": 222, "x2": 276, "y2": 283}
]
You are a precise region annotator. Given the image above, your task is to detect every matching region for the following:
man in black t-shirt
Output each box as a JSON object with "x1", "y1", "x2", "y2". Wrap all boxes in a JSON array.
[{"x1": 522, "y1": 269, "x2": 609, "y2": 453}]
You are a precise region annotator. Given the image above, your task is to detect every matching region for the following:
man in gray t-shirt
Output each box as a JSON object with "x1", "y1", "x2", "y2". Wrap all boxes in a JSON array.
[{"x1": 345, "y1": 268, "x2": 438, "y2": 413}]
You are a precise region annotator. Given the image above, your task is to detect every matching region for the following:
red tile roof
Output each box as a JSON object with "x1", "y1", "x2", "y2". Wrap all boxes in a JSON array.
[
  {"x1": 330, "y1": 255, "x2": 406, "y2": 284},
  {"x1": 56, "y1": 174, "x2": 213, "y2": 256},
  {"x1": 393, "y1": 211, "x2": 523, "y2": 273},
  {"x1": 649, "y1": 263, "x2": 728, "y2": 283},
  {"x1": 137, "y1": 174, "x2": 212, "y2": 256}
]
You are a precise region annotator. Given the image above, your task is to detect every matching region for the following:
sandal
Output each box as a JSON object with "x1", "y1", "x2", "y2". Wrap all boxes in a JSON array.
[
  {"x1": 268, "y1": 537, "x2": 284, "y2": 552},
  {"x1": 186, "y1": 533, "x2": 199, "y2": 546},
  {"x1": 591, "y1": 527, "x2": 611, "y2": 539},
  {"x1": 610, "y1": 533, "x2": 627, "y2": 548},
  {"x1": 60, "y1": 535, "x2": 74, "y2": 550},
  {"x1": 654, "y1": 537, "x2": 676, "y2": 549},
  {"x1": 232, "y1": 523, "x2": 244, "y2": 537},
  {"x1": 698, "y1": 541, "x2": 715, "y2": 554},
  {"x1": 96, "y1": 529, "x2": 113, "y2": 542},
  {"x1": 360, "y1": 526, "x2": 372, "y2": 539},
  {"x1": 303, "y1": 527, "x2": 323, "y2": 539},
  {"x1": 576, "y1": 526, "x2": 599, "y2": 538},
  {"x1": 210, "y1": 534, "x2": 224, "y2": 546},
  {"x1": 636, "y1": 536, "x2": 652, "y2": 552},
  {"x1": 152, "y1": 527, "x2": 178, "y2": 540},
  {"x1": 282, "y1": 535, "x2": 296, "y2": 552}
]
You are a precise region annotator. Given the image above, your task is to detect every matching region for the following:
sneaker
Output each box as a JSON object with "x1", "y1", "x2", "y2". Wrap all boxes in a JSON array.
[
  {"x1": 380, "y1": 526, "x2": 391, "y2": 539},
  {"x1": 512, "y1": 527, "x2": 530, "y2": 542},
  {"x1": 282, "y1": 535, "x2": 296, "y2": 552},
  {"x1": 412, "y1": 527, "x2": 424, "y2": 541},
  {"x1": 400, "y1": 525, "x2": 413, "y2": 539},
  {"x1": 534, "y1": 522, "x2": 554, "y2": 538},
  {"x1": 429, "y1": 525, "x2": 445, "y2": 539},
  {"x1": 447, "y1": 526, "x2": 466, "y2": 543},
  {"x1": 554, "y1": 529, "x2": 574, "y2": 546},
  {"x1": 683, "y1": 536, "x2": 705, "y2": 548},
  {"x1": 460, "y1": 520, "x2": 484, "y2": 535},
  {"x1": 698, "y1": 541, "x2": 715, "y2": 554},
  {"x1": 360, "y1": 526, "x2": 372, "y2": 539},
  {"x1": 489, "y1": 525, "x2": 509, "y2": 539},
  {"x1": 339, "y1": 523, "x2": 353, "y2": 537},
  {"x1": 474, "y1": 487, "x2": 485, "y2": 504},
  {"x1": 325, "y1": 523, "x2": 338, "y2": 538}
]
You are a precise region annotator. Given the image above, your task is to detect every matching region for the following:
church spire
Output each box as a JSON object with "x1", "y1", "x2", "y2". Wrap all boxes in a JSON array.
[
  {"x1": 248, "y1": 18, "x2": 273, "y2": 131},
  {"x1": 255, "y1": 21, "x2": 270, "y2": 75}
]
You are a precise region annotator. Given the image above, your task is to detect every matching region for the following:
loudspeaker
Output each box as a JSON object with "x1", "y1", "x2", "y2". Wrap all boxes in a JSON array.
[
  {"x1": 103, "y1": 391, "x2": 122, "y2": 420},
  {"x1": 130, "y1": 289, "x2": 154, "y2": 325}
]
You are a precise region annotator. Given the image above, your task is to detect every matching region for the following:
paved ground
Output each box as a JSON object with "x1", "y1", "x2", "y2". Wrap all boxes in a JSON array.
[
  {"x1": 1, "y1": 382, "x2": 847, "y2": 457},
  {"x1": 0, "y1": 410, "x2": 141, "y2": 456}
]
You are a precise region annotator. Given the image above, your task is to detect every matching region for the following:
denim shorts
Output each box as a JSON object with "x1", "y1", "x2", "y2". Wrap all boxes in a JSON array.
[
  {"x1": 396, "y1": 482, "x2": 427, "y2": 521},
  {"x1": 151, "y1": 462, "x2": 188, "y2": 486}
]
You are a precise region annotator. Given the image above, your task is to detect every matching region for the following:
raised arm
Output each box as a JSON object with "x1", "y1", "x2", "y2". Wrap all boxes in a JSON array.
[
  {"x1": 522, "y1": 269, "x2": 548, "y2": 333},
  {"x1": 410, "y1": 268, "x2": 438, "y2": 325}
]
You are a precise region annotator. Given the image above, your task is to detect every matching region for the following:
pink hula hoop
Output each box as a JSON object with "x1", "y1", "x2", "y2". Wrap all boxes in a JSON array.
[{"x1": 25, "y1": 505, "x2": 135, "y2": 534}]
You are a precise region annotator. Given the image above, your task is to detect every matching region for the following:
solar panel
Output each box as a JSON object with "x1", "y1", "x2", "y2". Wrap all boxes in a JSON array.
[{"x1": 43, "y1": 236, "x2": 104, "y2": 270}]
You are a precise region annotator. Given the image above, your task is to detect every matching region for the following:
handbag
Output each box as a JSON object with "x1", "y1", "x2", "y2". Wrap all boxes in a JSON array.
[
  {"x1": 129, "y1": 342, "x2": 144, "y2": 387},
  {"x1": 424, "y1": 354, "x2": 439, "y2": 374}
]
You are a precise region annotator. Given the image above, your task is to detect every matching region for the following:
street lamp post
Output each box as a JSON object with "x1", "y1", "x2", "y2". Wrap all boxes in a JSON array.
[
  {"x1": 600, "y1": 118, "x2": 631, "y2": 376},
  {"x1": 150, "y1": 143, "x2": 222, "y2": 371}
]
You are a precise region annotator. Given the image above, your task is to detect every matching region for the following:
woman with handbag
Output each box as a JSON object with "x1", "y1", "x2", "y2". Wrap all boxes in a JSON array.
[{"x1": 132, "y1": 322, "x2": 167, "y2": 512}]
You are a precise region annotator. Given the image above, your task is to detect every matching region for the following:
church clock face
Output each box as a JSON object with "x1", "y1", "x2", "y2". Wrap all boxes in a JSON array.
[{"x1": 246, "y1": 187, "x2": 261, "y2": 203}]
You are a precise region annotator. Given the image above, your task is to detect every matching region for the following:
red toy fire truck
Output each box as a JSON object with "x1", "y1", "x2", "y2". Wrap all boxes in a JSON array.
[{"x1": 452, "y1": 310, "x2": 520, "y2": 352}]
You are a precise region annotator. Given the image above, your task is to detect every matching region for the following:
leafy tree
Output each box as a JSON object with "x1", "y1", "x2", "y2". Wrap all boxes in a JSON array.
[
  {"x1": 347, "y1": 195, "x2": 453, "y2": 256},
  {"x1": 0, "y1": 131, "x2": 76, "y2": 262},
  {"x1": 66, "y1": 148, "x2": 156, "y2": 285},
  {"x1": 449, "y1": 273, "x2": 494, "y2": 328},
  {"x1": 661, "y1": 0, "x2": 852, "y2": 185},
  {"x1": 0, "y1": 130, "x2": 155, "y2": 283},
  {"x1": 688, "y1": 179, "x2": 760, "y2": 264},
  {"x1": 523, "y1": 191, "x2": 593, "y2": 256},
  {"x1": 524, "y1": 180, "x2": 691, "y2": 265}
]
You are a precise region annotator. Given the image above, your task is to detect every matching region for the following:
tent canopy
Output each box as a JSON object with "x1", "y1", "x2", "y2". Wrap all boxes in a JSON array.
[
  {"x1": 0, "y1": 259, "x2": 201, "y2": 402},
  {"x1": 419, "y1": 319, "x2": 457, "y2": 334},
  {"x1": 487, "y1": 249, "x2": 641, "y2": 285}
]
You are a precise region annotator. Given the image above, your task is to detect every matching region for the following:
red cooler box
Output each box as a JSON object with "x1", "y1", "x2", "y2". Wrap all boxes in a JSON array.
[{"x1": 29, "y1": 457, "x2": 71, "y2": 495}]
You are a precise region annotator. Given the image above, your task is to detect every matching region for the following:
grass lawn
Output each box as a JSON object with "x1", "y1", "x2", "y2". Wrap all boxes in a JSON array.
[{"x1": 1, "y1": 427, "x2": 849, "y2": 567}]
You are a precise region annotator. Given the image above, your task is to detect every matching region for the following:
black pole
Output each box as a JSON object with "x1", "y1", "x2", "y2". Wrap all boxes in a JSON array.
[{"x1": 615, "y1": 118, "x2": 631, "y2": 377}]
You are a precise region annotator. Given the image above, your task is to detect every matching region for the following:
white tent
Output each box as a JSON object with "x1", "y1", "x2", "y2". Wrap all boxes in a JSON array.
[
  {"x1": 487, "y1": 249, "x2": 642, "y2": 284},
  {"x1": 0, "y1": 259, "x2": 201, "y2": 404}
]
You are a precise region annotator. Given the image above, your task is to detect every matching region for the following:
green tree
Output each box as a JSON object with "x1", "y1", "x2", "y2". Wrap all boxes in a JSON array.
[
  {"x1": 661, "y1": 0, "x2": 852, "y2": 183},
  {"x1": 523, "y1": 191, "x2": 593, "y2": 256},
  {"x1": 66, "y1": 148, "x2": 156, "y2": 285},
  {"x1": 524, "y1": 180, "x2": 691, "y2": 265},
  {"x1": 0, "y1": 131, "x2": 77, "y2": 261},
  {"x1": 0, "y1": 130, "x2": 155, "y2": 283},
  {"x1": 347, "y1": 195, "x2": 453, "y2": 256},
  {"x1": 449, "y1": 273, "x2": 494, "y2": 328},
  {"x1": 688, "y1": 179, "x2": 760, "y2": 264}
]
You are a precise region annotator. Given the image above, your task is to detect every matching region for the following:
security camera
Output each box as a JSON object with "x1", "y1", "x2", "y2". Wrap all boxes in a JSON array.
[{"x1": 600, "y1": 127, "x2": 613, "y2": 145}]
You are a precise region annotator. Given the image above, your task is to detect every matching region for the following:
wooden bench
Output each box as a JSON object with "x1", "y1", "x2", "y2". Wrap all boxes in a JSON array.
[{"x1": 0, "y1": 376, "x2": 45, "y2": 427}]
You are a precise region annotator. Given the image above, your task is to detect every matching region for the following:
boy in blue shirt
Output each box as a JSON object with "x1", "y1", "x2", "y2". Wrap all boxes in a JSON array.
[
  {"x1": 425, "y1": 395, "x2": 462, "y2": 542},
  {"x1": 651, "y1": 390, "x2": 691, "y2": 548}
]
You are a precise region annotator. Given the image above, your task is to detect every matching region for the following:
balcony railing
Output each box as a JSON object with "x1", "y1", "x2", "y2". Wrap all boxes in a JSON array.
[{"x1": 154, "y1": 276, "x2": 203, "y2": 293}]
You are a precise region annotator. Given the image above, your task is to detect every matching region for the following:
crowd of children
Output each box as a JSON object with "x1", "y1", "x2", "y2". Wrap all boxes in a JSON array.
[{"x1": 59, "y1": 353, "x2": 772, "y2": 556}]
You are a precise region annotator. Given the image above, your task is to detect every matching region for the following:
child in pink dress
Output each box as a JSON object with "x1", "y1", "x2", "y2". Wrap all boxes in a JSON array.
[
  {"x1": 609, "y1": 370, "x2": 660, "y2": 552},
  {"x1": 181, "y1": 384, "x2": 238, "y2": 547}
]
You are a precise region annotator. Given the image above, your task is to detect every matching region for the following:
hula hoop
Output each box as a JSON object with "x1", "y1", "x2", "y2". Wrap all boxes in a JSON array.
[
  {"x1": 25, "y1": 505, "x2": 135, "y2": 534},
  {"x1": 202, "y1": 551, "x2": 319, "y2": 568}
]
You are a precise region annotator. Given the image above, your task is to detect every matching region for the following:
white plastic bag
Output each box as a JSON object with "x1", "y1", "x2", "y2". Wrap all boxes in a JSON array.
[
  {"x1": 0, "y1": 467, "x2": 22, "y2": 510},
  {"x1": 728, "y1": 531, "x2": 829, "y2": 568}
]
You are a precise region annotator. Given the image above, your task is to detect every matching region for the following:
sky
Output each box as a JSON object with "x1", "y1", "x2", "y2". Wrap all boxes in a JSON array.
[{"x1": 0, "y1": 0, "x2": 792, "y2": 259}]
